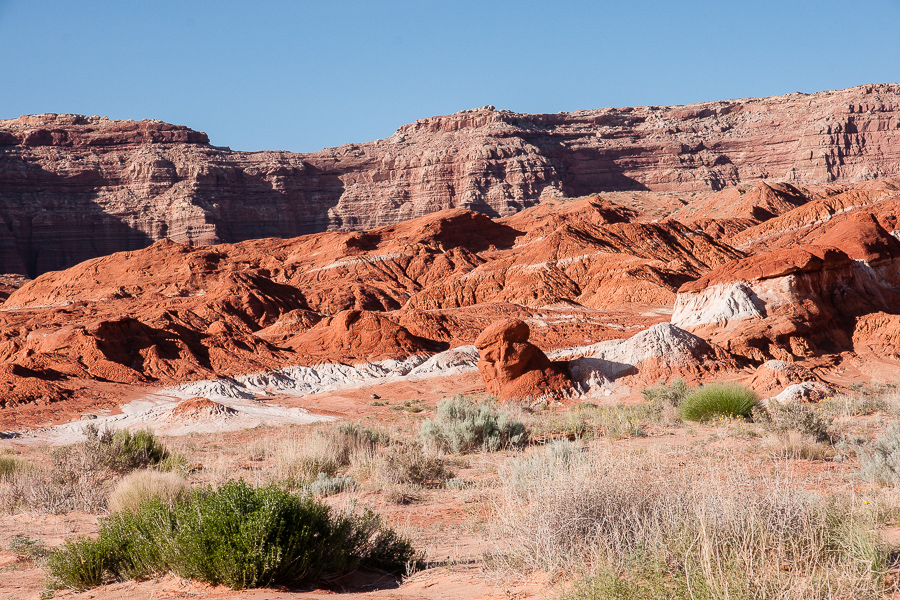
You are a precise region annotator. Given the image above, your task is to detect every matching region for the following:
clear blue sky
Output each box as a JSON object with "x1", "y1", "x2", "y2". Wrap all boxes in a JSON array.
[{"x1": 2, "y1": 1, "x2": 899, "y2": 153}]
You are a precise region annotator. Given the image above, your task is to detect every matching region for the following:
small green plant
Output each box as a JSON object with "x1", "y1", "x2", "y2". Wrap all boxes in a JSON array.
[
  {"x1": 10, "y1": 535, "x2": 48, "y2": 559},
  {"x1": 421, "y1": 395, "x2": 527, "y2": 453},
  {"x1": 48, "y1": 480, "x2": 418, "y2": 591},
  {"x1": 679, "y1": 382, "x2": 758, "y2": 421},
  {"x1": 641, "y1": 378, "x2": 689, "y2": 407}
]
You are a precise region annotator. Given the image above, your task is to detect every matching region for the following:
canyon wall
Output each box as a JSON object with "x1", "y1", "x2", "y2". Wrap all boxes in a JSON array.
[{"x1": 1, "y1": 83, "x2": 899, "y2": 276}]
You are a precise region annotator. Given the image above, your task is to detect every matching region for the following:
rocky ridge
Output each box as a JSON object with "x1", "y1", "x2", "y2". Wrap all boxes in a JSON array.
[{"x1": 2, "y1": 83, "x2": 900, "y2": 277}]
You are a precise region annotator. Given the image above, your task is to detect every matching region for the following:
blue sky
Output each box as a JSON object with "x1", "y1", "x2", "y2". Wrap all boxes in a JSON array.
[{"x1": 2, "y1": 1, "x2": 899, "y2": 153}]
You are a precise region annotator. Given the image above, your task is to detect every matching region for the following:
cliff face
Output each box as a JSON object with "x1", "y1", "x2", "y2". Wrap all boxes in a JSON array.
[{"x1": 2, "y1": 83, "x2": 899, "y2": 276}]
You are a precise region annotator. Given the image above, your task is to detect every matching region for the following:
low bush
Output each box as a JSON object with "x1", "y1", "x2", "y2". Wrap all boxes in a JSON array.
[
  {"x1": 679, "y1": 382, "x2": 758, "y2": 421},
  {"x1": 48, "y1": 480, "x2": 418, "y2": 591},
  {"x1": 503, "y1": 440, "x2": 581, "y2": 499},
  {"x1": 421, "y1": 395, "x2": 527, "y2": 453},
  {"x1": 307, "y1": 473, "x2": 357, "y2": 497},
  {"x1": 108, "y1": 469, "x2": 189, "y2": 514},
  {"x1": 81, "y1": 425, "x2": 170, "y2": 474},
  {"x1": 764, "y1": 431, "x2": 831, "y2": 461},
  {"x1": 376, "y1": 444, "x2": 451, "y2": 486},
  {"x1": 859, "y1": 423, "x2": 900, "y2": 486},
  {"x1": 640, "y1": 378, "x2": 689, "y2": 407},
  {"x1": 755, "y1": 402, "x2": 831, "y2": 442}
]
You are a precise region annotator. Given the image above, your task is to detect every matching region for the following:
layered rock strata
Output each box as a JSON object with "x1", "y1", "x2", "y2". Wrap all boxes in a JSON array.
[{"x1": 2, "y1": 83, "x2": 900, "y2": 276}]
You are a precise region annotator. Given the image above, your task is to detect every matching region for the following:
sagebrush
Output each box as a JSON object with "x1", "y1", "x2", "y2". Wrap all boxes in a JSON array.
[{"x1": 421, "y1": 395, "x2": 527, "y2": 453}]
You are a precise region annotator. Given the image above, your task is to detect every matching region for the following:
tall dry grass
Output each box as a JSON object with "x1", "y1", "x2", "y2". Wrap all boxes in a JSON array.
[
  {"x1": 272, "y1": 422, "x2": 386, "y2": 484},
  {"x1": 493, "y1": 444, "x2": 893, "y2": 599}
]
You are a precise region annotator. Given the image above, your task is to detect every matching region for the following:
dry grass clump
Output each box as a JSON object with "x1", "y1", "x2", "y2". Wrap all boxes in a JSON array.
[
  {"x1": 530, "y1": 401, "x2": 670, "y2": 442},
  {"x1": 763, "y1": 431, "x2": 832, "y2": 461},
  {"x1": 375, "y1": 444, "x2": 451, "y2": 486},
  {"x1": 108, "y1": 469, "x2": 189, "y2": 514},
  {"x1": 822, "y1": 383, "x2": 900, "y2": 418},
  {"x1": 0, "y1": 454, "x2": 31, "y2": 479},
  {"x1": 273, "y1": 421, "x2": 386, "y2": 485},
  {"x1": 493, "y1": 444, "x2": 893, "y2": 598},
  {"x1": 755, "y1": 402, "x2": 832, "y2": 442}
]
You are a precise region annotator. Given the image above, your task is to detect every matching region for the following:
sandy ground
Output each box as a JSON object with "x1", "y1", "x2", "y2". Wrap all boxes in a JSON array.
[{"x1": 3, "y1": 368, "x2": 900, "y2": 599}]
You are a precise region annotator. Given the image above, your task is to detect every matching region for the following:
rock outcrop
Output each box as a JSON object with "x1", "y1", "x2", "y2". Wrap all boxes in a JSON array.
[
  {"x1": 474, "y1": 319, "x2": 570, "y2": 401},
  {"x1": 565, "y1": 322, "x2": 738, "y2": 390},
  {"x1": 2, "y1": 83, "x2": 900, "y2": 276}
]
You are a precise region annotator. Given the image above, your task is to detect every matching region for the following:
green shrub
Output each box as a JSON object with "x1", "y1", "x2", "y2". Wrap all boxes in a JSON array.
[
  {"x1": 640, "y1": 378, "x2": 689, "y2": 407},
  {"x1": 48, "y1": 480, "x2": 418, "y2": 591},
  {"x1": 48, "y1": 536, "x2": 114, "y2": 590},
  {"x1": 859, "y1": 423, "x2": 900, "y2": 486},
  {"x1": 679, "y1": 383, "x2": 758, "y2": 421},
  {"x1": 81, "y1": 424, "x2": 170, "y2": 474},
  {"x1": 421, "y1": 395, "x2": 528, "y2": 453}
]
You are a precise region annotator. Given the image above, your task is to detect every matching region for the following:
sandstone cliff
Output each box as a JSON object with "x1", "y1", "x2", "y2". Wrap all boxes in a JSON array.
[{"x1": 2, "y1": 83, "x2": 899, "y2": 276}]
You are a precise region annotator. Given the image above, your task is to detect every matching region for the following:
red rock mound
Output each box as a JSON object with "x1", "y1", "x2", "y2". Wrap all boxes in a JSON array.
[
  {"x1": 0, "y1": 364, "x2": 70, "y2": 408},
  {"x1": 285, "y1": 310, "x2": 447, "y2": 363},
  {"x1": 747, "y1": 360, "x2": 824, "y2": 396},
  {"x1": 171, "y1": 397, "x2": 236, "y2": 418},
  {"x1": 474, "y1": 319, "x2": 570, "y2": 402}
]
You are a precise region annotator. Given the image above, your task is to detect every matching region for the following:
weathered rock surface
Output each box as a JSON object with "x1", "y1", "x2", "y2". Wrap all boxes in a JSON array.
[
  {"x1": 565, "y1": 322, "x2": 738, "y2": 390},
  {"x1": 474, "y1": 319, "x2": 570, "y2": 401},
  {"x1": 748, "y1": 360, "x2": 824, "y2": 396},
  {"x1": 3, "y1": 83, "x2": 900, "y2": 276},
  {"x1": 766, "y1": 382, "x2": 834, "y2": 405}
]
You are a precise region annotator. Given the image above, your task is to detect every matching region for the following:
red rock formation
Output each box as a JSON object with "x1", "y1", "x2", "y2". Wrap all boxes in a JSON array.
[
  {"x1": 3, "y1": 175, "x2": 900, "y2": 418},
  {"x1": 474, "y1": 319, "x2": 570, "y2": 401},
  {"x1": 2, "y1": 83, "x2": 899, "y2": 277},
  {"x1": 282, "y1": 310, "x2": 446, "y2": 363}
]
